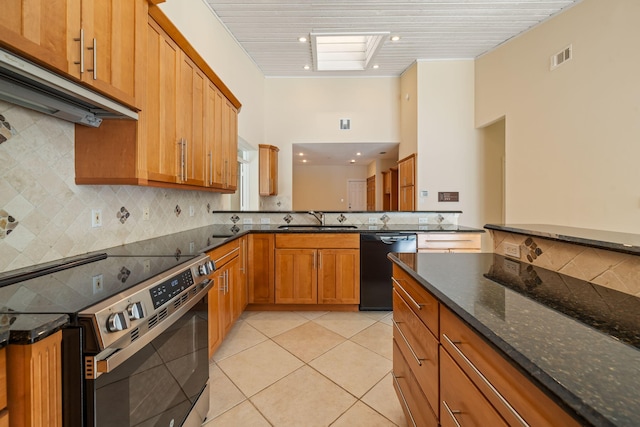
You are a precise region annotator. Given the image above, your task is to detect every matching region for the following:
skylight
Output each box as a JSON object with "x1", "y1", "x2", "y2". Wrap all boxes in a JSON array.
[{"x1": 310, "y1": 31, "x2": 390, "y2": 71}]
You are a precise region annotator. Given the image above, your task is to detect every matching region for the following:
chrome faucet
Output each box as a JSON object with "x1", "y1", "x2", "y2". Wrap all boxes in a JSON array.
[{"x1": 308, "y1": 211, "x2": 325, "y2": 225}]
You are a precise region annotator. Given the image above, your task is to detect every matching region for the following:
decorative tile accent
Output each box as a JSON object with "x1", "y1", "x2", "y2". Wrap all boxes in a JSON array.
[
  {"x1": 117, "y1": 266, "x2": 131, "y2": 283},
  {"x1": 337, "y1": 214, "x2": 347, "y2": 223},
  {"x1": 207, "y1": 203, "x2": 211, "y2": 213},
  {"x1": 0, "y1": 209, "x2": 18, "y2": 239},
  {"x1": 117, "y1": 206, "x2": 130, "y2": 224},
  {"x1": 175, "y1": 205, "x2": 182, "y2": 217},
  {"x1": 380, "y1": 214, "x2": 390, "y2": 224},
  {"x1": 231, "y1": 224, "x2": 240, "y2": 234},
  {"x1": 283, "y1": 214, "x2": 293, "y2": 224},
  {"x1": 174, "y1": 248, "x2": 182, "y2": 260},
  {"x1": 0, "y1": 114, "x2": 16, "y2": 144},
  {"x1": 230, "y1": 214, "x2": 240, "y2": 223},
  {"x1": 524, "y1": 237, "x2": 543, "y2": 262}
]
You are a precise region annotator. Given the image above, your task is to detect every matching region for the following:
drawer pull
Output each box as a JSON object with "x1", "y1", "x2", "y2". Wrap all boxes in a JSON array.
[
  {"x1": 442, "y1": 334, "x2": 529, "y2": 427},
  {"x1": 392, "y1": 277, "x2": 425, "y2": 311},
  {"x1": 392, "y1": 373, "x2": 417, "y2": 427},
  {"x1": 393, "y1": 319, "x2": 426, "y2": 366},
  {"x1": 442, "y1": 400, "x2": 463, "y2": 427}
]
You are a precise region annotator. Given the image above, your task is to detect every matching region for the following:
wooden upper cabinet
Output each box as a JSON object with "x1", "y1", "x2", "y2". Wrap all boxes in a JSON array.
[
  {"x1": 179, "y1": 53, "x2": 207, "y2": 187},
  {"x1": 225, "y1": 99, "x2": 239, "y2": 191},
  {"x1": 259, "y1": 144, "x2": 279, "y2": 196},
  {"x1": 366, "y1": 175, "x2": 376, "y2": 211},
  {"x1": 398, "y1": 154, "x2": 416, "y2": 187},
  {"x1": 0, "y1": 0, "x2": 79, "y2": 74},
  {"x1": 0, "y1": 0, "x2": 145, "y2": 109}
]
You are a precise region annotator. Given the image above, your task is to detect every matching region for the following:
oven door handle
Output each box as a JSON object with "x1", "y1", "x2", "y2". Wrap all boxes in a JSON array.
[{"x1": 88, "y1": 278, "x2": 213, "y2": 378}]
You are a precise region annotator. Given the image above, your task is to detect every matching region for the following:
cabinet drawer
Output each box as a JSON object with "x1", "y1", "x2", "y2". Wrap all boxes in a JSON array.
[
  {"x1": 417, "y1": 233, "x2": 481, "y2": 250},
  {"x1": 393, "y1": 290, "x2": 439, "y2": 414},
  {"x1": 275, "y1": 233, "x2": 359, "y2": 249},
  {"x1": 392, "y1": 341, "x2": 438, "y2": 427},
  {"x1": 392, "y1": 265, "x2": 439, "y2": 337},
  {"x1": 208, "y1": 240, "x2": 240, "y2": 268},
  {"x1": 441, "y1": 308, "x2": 580, "y2": 427},
  {"x1": 440, "y1": 348, "x2": 508, "y2": 427}
]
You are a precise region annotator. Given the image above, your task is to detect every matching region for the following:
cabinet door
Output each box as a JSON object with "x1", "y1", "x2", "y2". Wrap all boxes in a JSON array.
[
  {"x1": 248, "y1": 234, "x2": 275, "y2": 304},
  {"x1": 225, "y1": 99, "x2": 238, "y2": 191},
  {"x1": 211, "y1": 88, "x2": 226, "y2": 188},
  {"x1": 178, "y1": 53, "x2": 206, "y2": 186},
  {"x1": 0, "y1": 0, "x2": 79, "y2": 76},
  {"x1": 79, "y1": 0, "x2": 142, "y2": 108},
  {"x1": 318, "y1": 249, "x2": 360, "y2": 304},
  {"x1": 146, "y1": 19, "x2": 179, "y2": 184},
  {"x1": 398, "y1": 154, "x2": 415, "y2": 187},
  {"x1": 275, "y1": 249, "x2": 317, "y2": 304},
  {"x1": 230, "y1": 254, "x2": 245, "y2": 322},
  {"x1": 218, "y1": 263, "x2": 234, "y2": 335},
  {"x1": 399, "y1": 185, "x2": 415, "y2": 211},
  {"x1": 208, "y1": 272, "x2": 222, "y2": 358}
]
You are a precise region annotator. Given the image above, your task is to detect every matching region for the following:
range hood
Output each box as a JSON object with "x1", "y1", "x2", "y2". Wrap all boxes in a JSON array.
[{"x1": 0, "y1": 48, "x2": 137, "y2": 127}]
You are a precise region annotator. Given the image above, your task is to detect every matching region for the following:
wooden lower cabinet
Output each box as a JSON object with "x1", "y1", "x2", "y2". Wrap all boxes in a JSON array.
[
  {"x1": 274, "y1": 234, "x2": 360, "y2": 305},
  {"x1": 0, "y1": 348, "x2": 6, "y2": 427},
  {"x1": 391, "y1": 261, "x2": 582, "y2": 427},
  {"x1": 392, "y1": 341, "x2": 438, "y2": 427},
  {"x1": 7, "y1": 332, "x2": 62, "y2": 427},
  {"x1": 248, "y1": 234, "x2": 275, "y2": 304}
]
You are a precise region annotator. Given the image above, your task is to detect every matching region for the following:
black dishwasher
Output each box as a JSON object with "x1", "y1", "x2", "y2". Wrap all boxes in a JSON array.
[{"x1": 360, "y1": 233, "x2": 416, "y2": 310}]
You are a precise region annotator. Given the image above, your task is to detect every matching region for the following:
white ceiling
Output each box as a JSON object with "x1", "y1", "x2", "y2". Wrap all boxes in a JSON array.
[
  {"x1": 293, "y1": 142, "x2": 399, "y2": 166},
  {"x1": 204, "y1": 0, "x2": 581, "y2": 78}
]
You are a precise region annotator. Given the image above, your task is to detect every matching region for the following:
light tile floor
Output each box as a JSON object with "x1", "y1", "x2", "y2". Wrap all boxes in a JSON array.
[{"x1": 204, "y1": 311, "x2": 408, "y2": 426}]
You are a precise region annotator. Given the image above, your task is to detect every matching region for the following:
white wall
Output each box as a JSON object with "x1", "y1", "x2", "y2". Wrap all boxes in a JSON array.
[
  {"x1": 414, "y1": 61, "x2": 486, "y2": 231},
  {"x1": 399, "y1": 64, "x2": 418, "y2": 158},
  {"x1": 264, "y1": 78, "x2": 401, "y2": 210},
  {"x1": 476, "y1": 0, "x2": 640, "y2": 233},
  {"x1": 292, "y1": 165, "x2": 368, "y2": 210}
]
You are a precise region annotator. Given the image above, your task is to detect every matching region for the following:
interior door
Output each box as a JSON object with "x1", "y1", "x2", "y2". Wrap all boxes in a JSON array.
[{"x1": 347, "y1": 179, "x2": 367, "y2": 211}]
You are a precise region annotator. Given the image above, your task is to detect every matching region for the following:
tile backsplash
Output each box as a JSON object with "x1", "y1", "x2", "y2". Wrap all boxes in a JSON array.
[
  {"x1": 0, "y1": 102, "x2": 223, "y2": 272},
  {"x1": 491, "y1": 230, "x2": 640, "y2": 297}
]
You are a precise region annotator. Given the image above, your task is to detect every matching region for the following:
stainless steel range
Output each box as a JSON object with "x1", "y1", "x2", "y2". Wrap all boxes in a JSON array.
[{"x1": 0, "y1": 230, "x2": 223, "y2": 427}]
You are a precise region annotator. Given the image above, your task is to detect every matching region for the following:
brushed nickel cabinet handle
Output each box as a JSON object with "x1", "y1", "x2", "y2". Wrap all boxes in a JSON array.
[
  {"x1": 184, "y1": 139, "x2": 188, "y2": 180},
  {"x1": 442, "y1": 333, "x2": 529, "y2": 427},
  {"x1": 73, "y1": 29, "x2": 85, "y2": 73},
  {"x1": 87, "y1": 38, "x2": 97, "y2": 80},
  {"x1": 392, "y1": 374, "x2": 417, "y2": 427},
  {"x1": 208, "y1": 151, "x2": 213, "y2": 185},
  {"x1": 392, "y1": 319, "x2": 426, "y2": 366},
  {"x1": 392, "y1": 277, "x2": 424, "y2": 311},
  {"x1": 442, "y1": 400, "x2": 463, "y2": 427}
]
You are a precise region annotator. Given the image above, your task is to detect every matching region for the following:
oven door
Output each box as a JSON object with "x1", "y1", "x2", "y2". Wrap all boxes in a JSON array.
[{"x1": 86, "y1": 308, "x2": 209, "y2": 427}]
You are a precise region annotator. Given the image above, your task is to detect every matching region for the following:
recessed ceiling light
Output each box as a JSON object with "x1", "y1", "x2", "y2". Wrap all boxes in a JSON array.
[
  {"x1": 372, "y1": 65, "x2": 379, "y2": 69},
  {"x1": 350, "y1": 159, "x2": 356, "y2": 163},
  {"x1": 390, "y1": 35, "x2": 400, "y2": 42},
  {"x1": 303, "y1": 65, "x2": 310, "y2": 70},
  {"x1": 302, "y1": 159, "x2": 307, "y2": 163},
  {"x1": 356, "y1": 152, "x2": 361, "y2": 156},
  {"x1": 298, "y1": 36, "x2": 307, "y2": 42},
  {"x1": 299, "y1": 152, "x2": 304, "y2": 156}
]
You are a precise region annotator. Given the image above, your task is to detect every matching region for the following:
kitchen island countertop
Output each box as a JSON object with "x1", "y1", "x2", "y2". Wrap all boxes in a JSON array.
[{"x1": 389, "y1": 252, "x2": 640, "y2": 427}]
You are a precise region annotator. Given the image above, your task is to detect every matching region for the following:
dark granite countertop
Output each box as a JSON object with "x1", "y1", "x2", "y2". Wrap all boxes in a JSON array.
[
  {"x1": 0, "y1": 313, "x2": 68, "y2": 345},
  {"x1": 485, "y1": 224, "x2": 640, "y2": 255},
  {"x1": 389, "y1": 252, "x2": 640, "y2": 427}
]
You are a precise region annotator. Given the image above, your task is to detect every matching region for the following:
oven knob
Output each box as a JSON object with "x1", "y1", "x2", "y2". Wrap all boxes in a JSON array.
[
  {"x1": 198, "y1": 264, "x2": 209, "y2": 276},
  {"x1": 127, "y1": 302, "x2": 146, "y2": 320},
  {"x1": 106, "y1": 311, "x2": 131, "y2": 332},
  {"x1": 206, "y1": 260, "x2": 215, "y2": 272}
]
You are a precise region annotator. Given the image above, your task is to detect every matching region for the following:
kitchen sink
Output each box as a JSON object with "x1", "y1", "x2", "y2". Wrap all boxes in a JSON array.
[{"x1": 277, "y1": 224, "x2": 358, "y2": 231}]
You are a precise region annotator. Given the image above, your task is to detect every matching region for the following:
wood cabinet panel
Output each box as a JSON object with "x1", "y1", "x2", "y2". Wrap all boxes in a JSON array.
[
  {"x1": 207, "y1": 270, "x2": 222, "y2": 358},
  {"x1": 440, "y1": 348, "x2": 508, "y2": 427},
  {"x1": 275, "y1": 233, "x2": 359, "y2": 249},
  {"x1": 392, "y1": 341, "x2": 438, "y2": 427},
  {"x1": 393, "y1": 289, "x2": 439, "y2": 415},
  {"x1": 7, "y1": 331, "x2": 62, "y2": 427},
  {"x1": 275, "y1": 249, "x2": 317, "y2": 304},
  {"x1": 441, "y1": 308, "x2": 580, "y2": 427},
  {"x1": 259, "y1": 144, "x2": 279, "y2": 196},
  {"x1": 399, "y1": 185, "x2": 415, "y2": 211},
  {"x1": 392, "y1": 265, "x2": 439, "y2": 337},
  {"x1": 0, "y1": 410, "x2": 7, "y2": 427},
  {"x1": 248, "y1": 234, "x2": 275, "y2": 304},
  {"x1": 366, "y1": 175, "x2": 375, "y2": 211},
  {"x1": 398, "y1": 154, "x2": 416, "y2": 187},
  {"x1": 0, "y1": 348, "x2": 5, "y2": 411},
  {"x1": 317, "y1": 249, "x2": 359, "y2": 304}
]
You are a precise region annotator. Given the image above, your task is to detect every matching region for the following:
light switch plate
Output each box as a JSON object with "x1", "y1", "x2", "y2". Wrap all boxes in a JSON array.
[{"x1": 504, "y1": 242, "x2": 521, "y2": 258}]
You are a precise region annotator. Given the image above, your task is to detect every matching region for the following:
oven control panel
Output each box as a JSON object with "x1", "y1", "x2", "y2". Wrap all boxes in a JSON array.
[{"x1": 79, "y1": 254, "x2": 214, "y2": 351}]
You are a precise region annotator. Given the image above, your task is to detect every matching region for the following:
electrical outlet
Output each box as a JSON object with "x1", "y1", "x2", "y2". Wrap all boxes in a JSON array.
[
  {"x1": 420, "y1": 190, "x2": 429, "y2": 197},
  {"x1": 368, "y1": 217, "x2": 377, "y2": 224},
  {"x1": 504, "y1": 242, "x2": 521, "y2": 258},
  {"x1": 143, "y1": 259, "x2": 151, "y2": 273},
  {"x1": 419, "y1": 217, "x2": 428, "y2": 224},
  {"x1": 189, "y1": 242, "x2": 195, "y2": 253},
  {"x1": 503, "y1": 258, "x2": 521, "y2": 276},
  {"x1": 243, "y1": 218, "x2": 253, "y2": 224},
  {"x1": 92, "y1": 274, "x2": 104, "y2": 294},
  {"x1": 260, "y1": 218, "x2": 270, "y2": 224},
  {"x1": 189, "y1": 206, "x2": 195, "y2": 217},
  {"x1": 142, "y1": 207, "x2": 150, "y2": 221},
  {"x1": 91, "y1": 209, "x2": 102, "y2": 228}
]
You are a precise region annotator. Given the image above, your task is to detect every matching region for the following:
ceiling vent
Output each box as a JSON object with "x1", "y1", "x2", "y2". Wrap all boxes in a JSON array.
[
  {"x1": 310, "y1": 31, "x2": 389, "y2": 71},
  {"x1": 550, "y1": 45, "x2": 572, "y2": 70}
]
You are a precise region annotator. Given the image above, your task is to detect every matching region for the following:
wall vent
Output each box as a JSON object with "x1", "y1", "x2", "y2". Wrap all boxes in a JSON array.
[{"x1": 550, "y1": 45, "x2": 572, "y2": 70}]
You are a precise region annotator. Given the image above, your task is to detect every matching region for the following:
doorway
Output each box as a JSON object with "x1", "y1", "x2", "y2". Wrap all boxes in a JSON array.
[{"x1": 347, "y1": 179, "x2": 367, "y2": 211}]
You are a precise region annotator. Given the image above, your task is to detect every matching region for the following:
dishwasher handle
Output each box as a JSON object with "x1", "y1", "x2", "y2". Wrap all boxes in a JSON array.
[{"x1": 380, "y1": 235, "x2": 415, "y2": 244}]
